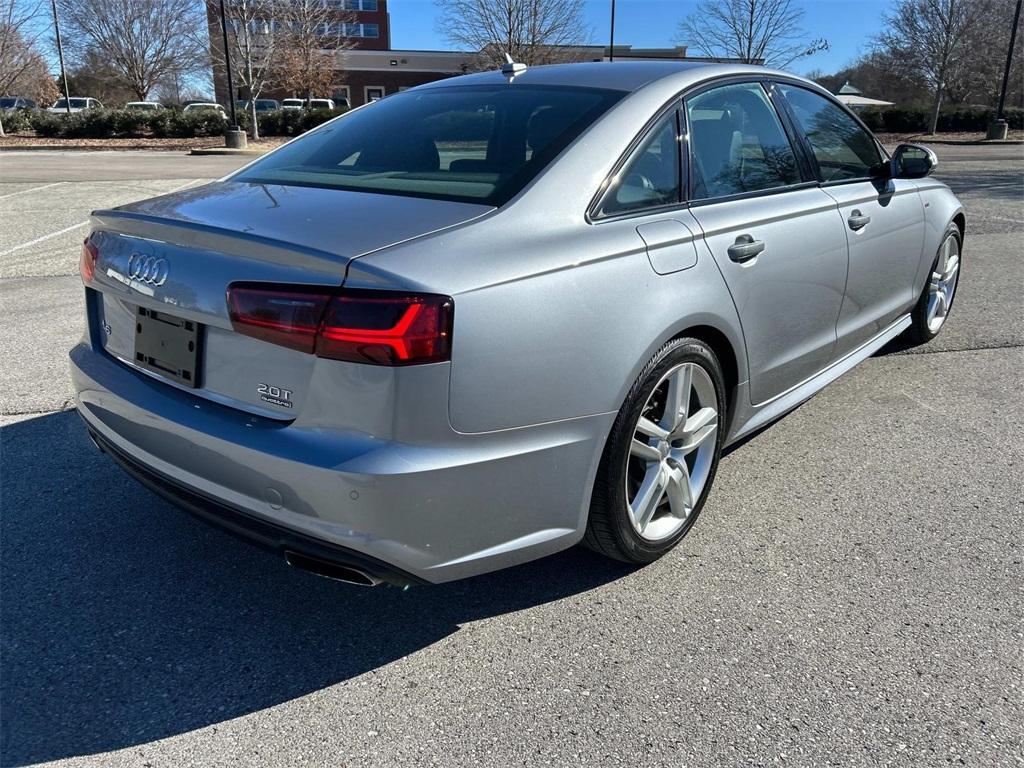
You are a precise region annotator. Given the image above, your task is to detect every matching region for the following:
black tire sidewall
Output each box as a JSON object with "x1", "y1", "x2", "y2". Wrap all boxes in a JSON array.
[{"x1": 597, "y1": 338, "x2": 726, "y2": 563}]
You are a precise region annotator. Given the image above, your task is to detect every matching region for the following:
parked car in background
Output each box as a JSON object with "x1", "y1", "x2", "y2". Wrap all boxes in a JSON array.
[
  {"x1": 281, "y1": 98, "x2": 338, "y2": 111},
  {"x1": 182, "y1": 102, "x2": 228, "y2": 119},
  {"x1": 237, "y1": 99, "x2": 280, "y2": 113},
  {"x1": 0, "y1": 96, "x2": 38, "y2": 111},
  {"x1": 125, "y1": 101, "x2": 163, "y2": 111},
  {"x1": 70, "y1": 61, "x2": 964, "y2": 587},
  {"x1": 48, "y1": 97, "x2": 103, "y2": 114}
]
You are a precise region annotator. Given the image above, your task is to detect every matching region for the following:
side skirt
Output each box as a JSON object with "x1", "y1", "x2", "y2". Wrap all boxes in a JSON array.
[{"x1": 725, "y1": 314, "x2": 912, "y2": 445}]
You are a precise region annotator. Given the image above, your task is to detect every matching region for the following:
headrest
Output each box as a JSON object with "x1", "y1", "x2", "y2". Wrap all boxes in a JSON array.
[
  {"x1": 355, "y1": 133, "x2": 439, "y2": 173},
  {"x1": 527, "y1": 107, "x2": 572, "y2": 153}
]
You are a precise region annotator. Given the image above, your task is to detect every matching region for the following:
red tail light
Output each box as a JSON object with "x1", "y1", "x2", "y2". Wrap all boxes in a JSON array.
[
  {"x1": 227, "y1": 286, "x2": 330, "y2": 353},
  {"x1": 227, "y1": 284, "x2": 453, "y2": 366},
  {"x1": 80, "y1": 237, "x2": 98, "y2": 283}
]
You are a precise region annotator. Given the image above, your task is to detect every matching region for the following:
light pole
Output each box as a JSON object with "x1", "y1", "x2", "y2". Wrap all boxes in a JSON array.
[
  {"x1": 218, "y1": 0, "x2": 247, "y2": 148},
  {"x1": 51, "y1": 0, "x2": 71, "y2": 114},
  {"x1": 609, "y1": 0, "x2": 616, "y2": 62},
  {"x1": 997, "y1": 0, "x2": 1022, "y2": 120},
  {"x1": 990, "y1": 0, "x2": 1022, "y2": 140}
]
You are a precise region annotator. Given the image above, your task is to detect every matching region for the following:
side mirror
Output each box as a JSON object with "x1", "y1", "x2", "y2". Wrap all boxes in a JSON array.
[{"x1": 891, "y1": 143, "x2": 938, "y2": 179}]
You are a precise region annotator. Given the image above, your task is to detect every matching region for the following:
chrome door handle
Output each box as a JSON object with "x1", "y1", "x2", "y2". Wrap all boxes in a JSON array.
[
  {"x1": 727, "y1": 234, "x2": 765, "y2": 262},
  {"x1": 848, "y1": 209, "x2": 871, "y2": 230}
]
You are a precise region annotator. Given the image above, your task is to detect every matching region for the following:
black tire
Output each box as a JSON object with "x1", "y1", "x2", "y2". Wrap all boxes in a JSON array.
[
  {"x1": 583, "y1": 337, "x2": 726, "y2": 564},
  {"x1": 904, "y1": 223, "x2": 961, "y2": 345}
]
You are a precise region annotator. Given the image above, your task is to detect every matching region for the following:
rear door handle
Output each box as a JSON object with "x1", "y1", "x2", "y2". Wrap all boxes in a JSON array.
[
  {"x1": 727, "y1": 234, "x2": 765, "y2": 262},
  {"x1": 848, "y1": 209, "x2": 871, "y2": 230}
]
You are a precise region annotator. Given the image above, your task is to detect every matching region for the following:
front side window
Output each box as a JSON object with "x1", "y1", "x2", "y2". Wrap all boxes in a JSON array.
[
  {"x1": 597, "y1": 110, "x2": 679, "y2": 216},
  {"x1": 686, "y1": 82, "x2": 800, "y2": 201},
  {"x1": 234, "y1": 85, "x2": 623, "y2": 205},
  {"x1": 778, "y1": 84, "x2": 881, "y2": 182}
]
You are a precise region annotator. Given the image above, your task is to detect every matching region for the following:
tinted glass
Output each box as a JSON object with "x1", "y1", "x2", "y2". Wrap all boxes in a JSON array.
[
  {"x1": 686, "y1": 82, "x2": 800, "y2": 200},
  {"x1": 0, "y1": 98, "x2": 17, "y2": 108},
  {"x1": 235, "y1": 85, "x2": 623, "y2": 205},
  {"x1": 599, "y1": 111, "x2": 679, "y2": 216},
  {"x1": 779, "y1": 85, "x2": 881, "y2": 181}
]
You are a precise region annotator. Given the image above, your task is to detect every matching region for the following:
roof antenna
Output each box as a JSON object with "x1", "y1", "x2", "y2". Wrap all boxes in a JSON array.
[{"x1": 500, "y1": 52, "x2": 527, "y2": 80}]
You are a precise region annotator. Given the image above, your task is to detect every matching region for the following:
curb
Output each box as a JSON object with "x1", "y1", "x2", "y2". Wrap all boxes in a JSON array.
[
  {"x1": 881, "y1": 139, "x2": 1023, "y2": 146},
  {"x1": 0, "y1": 145, "x2": 196, "y2": 152},
  {"x1": 189, "y1": 147, "x2": 270, "y2": 156}
]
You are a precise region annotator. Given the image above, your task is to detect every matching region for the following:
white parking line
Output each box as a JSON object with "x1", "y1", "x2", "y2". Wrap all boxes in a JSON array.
[
  {"x1": 0, "y1": 221, "x2": 88, "y2": 257},
  {"x1": 0, "y1": 182, "x2": 64, "y2": 201},
  {"x1": 0, "y1": 178, "x2": 203, "y2": 258}
]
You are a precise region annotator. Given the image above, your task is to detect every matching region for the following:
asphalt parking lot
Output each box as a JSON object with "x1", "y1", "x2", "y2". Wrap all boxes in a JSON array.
[{"x1": 1, "y1": 146, "x2": 1021, "y2": 767}]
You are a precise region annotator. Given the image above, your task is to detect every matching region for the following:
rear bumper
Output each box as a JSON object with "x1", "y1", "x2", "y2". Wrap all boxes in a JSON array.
[
  {"x1": 86, "y1": 423, "x2": 424, "y2": 587},
  {"x1": 70, "y1": 342, "x2": 613, "y2": 584}
]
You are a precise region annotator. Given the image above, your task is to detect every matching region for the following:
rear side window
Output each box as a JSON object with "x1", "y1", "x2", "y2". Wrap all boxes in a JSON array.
[
  {"x1": 234, "y1": 85, "x2": 623, "y2": 206},
  {"x1": 778, "y1": 85, "x2": 882, "y2": 182},
  {"x1": 686, "y1": 82, "x2": 800, "y2": 201},
  {"x1": 597, "y1": 110, "x2": 680, "y2": 216}
]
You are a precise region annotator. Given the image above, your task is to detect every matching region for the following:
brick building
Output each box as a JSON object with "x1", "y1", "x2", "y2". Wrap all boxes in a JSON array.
[{"x1": 208, "y1": 1, "x2": 743, "y2": 109}]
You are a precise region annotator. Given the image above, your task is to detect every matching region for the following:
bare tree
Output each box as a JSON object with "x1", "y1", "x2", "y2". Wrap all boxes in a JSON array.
[
  {"x1": 875, "y1": 0, "x2": 989, "y2": 133},
  {"x1": 55, "y1": 0, "x2": 206, "y2": 101},
  {"x1": 436, "y1": 0, "x2": 590, "y2": 69},
  {"x1": 0, "y1": 0, "x2": 47, "y2": 134},
  {"x1": 678, "y1": 0, "x2": 828, "y2": 67},
  {"x1": 215, "y1": 0, "x2": 288, "y2": 139},
  {"x1": 276, "y1": 0, "x2": 354, "y2": 101},
  {"x1": 943, "y1": 0, "x2": 1021, "y2": 106}
]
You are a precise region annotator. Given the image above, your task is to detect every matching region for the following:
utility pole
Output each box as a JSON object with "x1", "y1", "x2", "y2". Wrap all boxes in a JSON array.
[
  {"x1": 609, "y1": 0, "x2": 616, "y2": 62},
  {"x1": 989, "y1": 0, "x2": 1022, "y2": 139},
  {"x1": 51, "y1": 0, "x2": 71, "y2": 114},
  {"x1": 218, "y1": 0, "x2": 246, "y2": 148},
  {"x1": 997, "y1": 0, "x2": 1022, "y2": 121}
]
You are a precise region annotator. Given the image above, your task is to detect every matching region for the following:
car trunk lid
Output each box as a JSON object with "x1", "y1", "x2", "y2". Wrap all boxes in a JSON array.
[{"x1": 88, "y1": 181, "x2": 491, "y2": 419}]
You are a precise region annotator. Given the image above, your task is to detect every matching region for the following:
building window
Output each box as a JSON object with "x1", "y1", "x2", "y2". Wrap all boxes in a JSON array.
[
  {"x1": 365, "y1": 86, "x2": 384, "y2": 102},
  {"x1": 340, "y1": 22, "x2": 379, "y2": 37},
  {"x1": 332, "y1": 86, "x2": 351, "y2": 106},
  {"x1": 331, "y1": 0, "x2": 377, "y2": 9}
]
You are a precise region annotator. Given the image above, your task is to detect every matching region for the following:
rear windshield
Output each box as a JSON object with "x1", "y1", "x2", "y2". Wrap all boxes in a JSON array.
[{"x1": 234, "y1": 84, "x2": 623, "y2": 206}]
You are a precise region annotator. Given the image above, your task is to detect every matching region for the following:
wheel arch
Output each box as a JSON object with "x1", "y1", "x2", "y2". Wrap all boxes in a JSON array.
[
  {"x1": 670, "y1": 324, "x2": 741, "y2": 436},
  {"x1": 952, "y1": 210, "x2": 966, "y2": 243},
  {"x1": 613, "y1": 316, "x2": 747, "y2": 440}
]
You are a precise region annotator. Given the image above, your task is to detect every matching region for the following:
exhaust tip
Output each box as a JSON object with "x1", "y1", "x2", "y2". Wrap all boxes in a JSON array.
[{"x1": 284, "y1": 551, "x2": 381, "y2": 587}]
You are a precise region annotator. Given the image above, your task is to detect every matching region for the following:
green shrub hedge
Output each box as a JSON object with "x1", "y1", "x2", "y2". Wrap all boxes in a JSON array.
[
  {"x1": 12, "y1": 106, "x2": 347, "y2": 139},
  {"x1": 858, "y1": 105, "x2": 1024, "y2": 133}
]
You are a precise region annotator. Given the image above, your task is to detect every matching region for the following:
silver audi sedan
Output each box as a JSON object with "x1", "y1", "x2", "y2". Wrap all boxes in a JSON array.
[{"x1": 70, "y1": 62, "x2": 964, "y2": 586}]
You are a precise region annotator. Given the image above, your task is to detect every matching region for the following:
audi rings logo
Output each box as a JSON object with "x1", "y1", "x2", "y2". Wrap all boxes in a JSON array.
[{"x1": 127, "y1": 254, "x2": 169, "y2": 286}]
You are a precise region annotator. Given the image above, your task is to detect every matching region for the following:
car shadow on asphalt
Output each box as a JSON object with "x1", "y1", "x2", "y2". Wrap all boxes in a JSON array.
[{"x1": 0, "y1": 410, "x2": 635, "y2": 766}]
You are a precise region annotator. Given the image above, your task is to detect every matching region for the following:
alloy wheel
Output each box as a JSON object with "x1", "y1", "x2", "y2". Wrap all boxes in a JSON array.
[
  {"x1": 927, "y1": 233, "x2": 960, "y2": 333},
  {"x1": 626, "y1": 362, "x2": 719, "y2": 541}
]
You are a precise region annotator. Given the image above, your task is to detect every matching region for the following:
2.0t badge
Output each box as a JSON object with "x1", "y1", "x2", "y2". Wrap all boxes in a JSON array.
[{"x1": 258, "y1": 383, "x2": 293, "y2": 408}]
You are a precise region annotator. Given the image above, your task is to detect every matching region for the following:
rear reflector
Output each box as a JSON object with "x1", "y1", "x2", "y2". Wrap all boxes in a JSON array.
[
  {"x1": 227, "y1": 284, "x2": 453, "y2": 366},
  {"x1": 80, "y1": 237, "x2": 98, "y2": 284}
]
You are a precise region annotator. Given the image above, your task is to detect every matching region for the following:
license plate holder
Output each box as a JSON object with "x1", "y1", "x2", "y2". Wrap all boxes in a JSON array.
[{"x1": 133, "y1": 306, "x2": 201, "y2": 388}]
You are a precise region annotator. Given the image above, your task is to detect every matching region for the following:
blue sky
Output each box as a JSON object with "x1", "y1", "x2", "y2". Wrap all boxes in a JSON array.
[{"x1": 390, "y1": 0, "x2": 892, "y2": 76}]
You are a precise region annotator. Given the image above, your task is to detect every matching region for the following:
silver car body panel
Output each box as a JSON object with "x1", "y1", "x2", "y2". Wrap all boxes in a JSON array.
[{"x1": 70, "y1": 61, "x2": 965, "y2": 582}]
